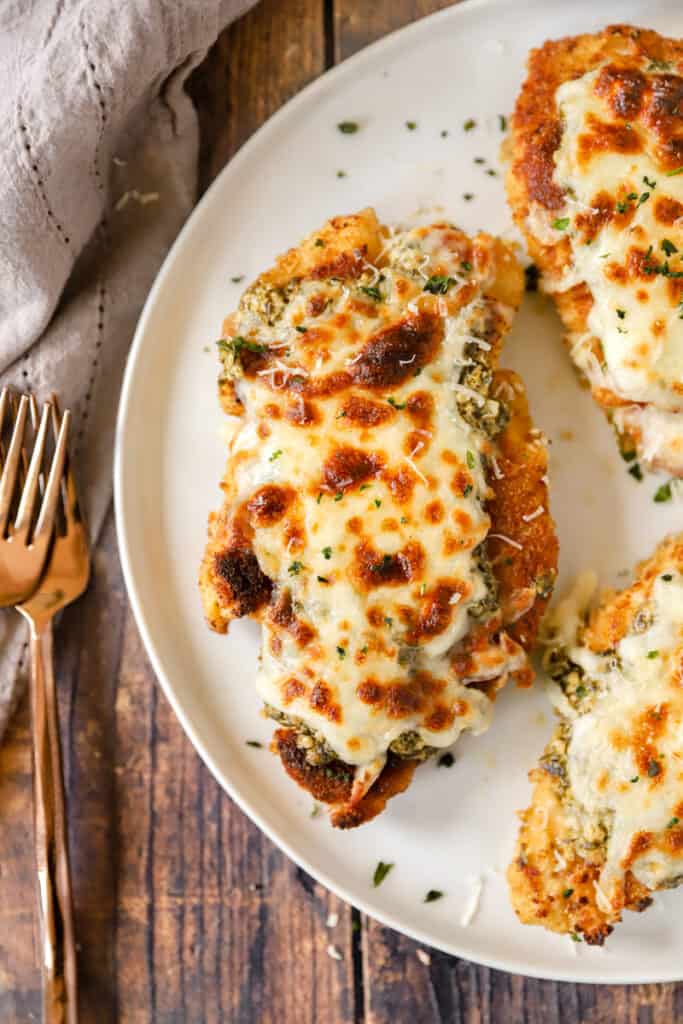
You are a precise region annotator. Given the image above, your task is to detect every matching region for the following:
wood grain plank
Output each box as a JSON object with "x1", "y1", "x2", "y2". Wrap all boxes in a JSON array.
[
  {"x1": 188, "y1": 0, "x2": 327, "y2": 195},
  {"x1": 332, "y1": 0, "x2": 454, "y2": 62},
  {"x1": 1, "y1": 2, "x2": 682, "y2": 1022}
]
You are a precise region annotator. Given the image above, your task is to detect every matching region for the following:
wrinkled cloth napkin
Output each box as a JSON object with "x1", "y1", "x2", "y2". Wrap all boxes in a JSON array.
[{"x1": 0, "y1": 0, "x2": 255, "y2": 740}]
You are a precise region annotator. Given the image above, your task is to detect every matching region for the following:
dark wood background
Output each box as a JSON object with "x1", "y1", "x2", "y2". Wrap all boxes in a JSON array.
[{"x1": 1, "y1": 1, "x2": 681, "y2": 1021}]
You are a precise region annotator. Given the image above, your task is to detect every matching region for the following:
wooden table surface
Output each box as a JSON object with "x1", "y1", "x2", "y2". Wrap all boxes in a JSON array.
[{"x1": 1, "y1": 2, "x2": 681, "y2": 1021}]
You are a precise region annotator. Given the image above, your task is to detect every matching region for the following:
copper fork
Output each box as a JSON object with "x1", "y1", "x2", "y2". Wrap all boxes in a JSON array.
[
  {"x1": 17, "y1": 398, "x2": 90, "y2": 1024},
  {"x1": 0, "y1": 389, "x2": 64, "y2": 607}
]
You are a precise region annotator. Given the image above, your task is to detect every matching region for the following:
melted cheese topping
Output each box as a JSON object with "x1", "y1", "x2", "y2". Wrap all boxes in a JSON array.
[
  {"x1": 222, "y1": 224, "x2": 527, "y2": 772},
  {"x1": 553, "y1": 570, "x2": 683, "y2": 907},
  {"x1": 549, "y1": 62, "x2": 683, "y2": 468}
]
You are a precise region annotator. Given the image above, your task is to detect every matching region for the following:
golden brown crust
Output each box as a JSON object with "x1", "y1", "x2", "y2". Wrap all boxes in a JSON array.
[
  {"x1": 509, "y1": 534, "x2": 683, "y2": 942},
  {"x1": 509, "y1": 25, "x2": 683, "y2": 230},
  {"x1": 200, "y1": 209, "x2": 556, "y2": 826},
  {"x1": 507, "y1": 25, "x2": 683, "y2": 473},
  {"x1": 274, "y1": 728, "x2": 418, "y2": 828},
  {"x1": 488, "y1": 369, "x2": 558, "y2": 656}
]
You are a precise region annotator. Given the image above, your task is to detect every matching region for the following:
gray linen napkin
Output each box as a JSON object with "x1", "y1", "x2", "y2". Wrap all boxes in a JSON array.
[{"x1": 0, "y1": 0, "x2": 256, "y2": 739}]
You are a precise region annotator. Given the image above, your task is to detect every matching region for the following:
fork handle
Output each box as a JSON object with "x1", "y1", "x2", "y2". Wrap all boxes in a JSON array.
[{"x1": 30, "y1": 622, "x2": 78, "y2": 1024}]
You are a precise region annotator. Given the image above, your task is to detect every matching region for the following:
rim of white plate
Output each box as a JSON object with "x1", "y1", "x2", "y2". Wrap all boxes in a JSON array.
[{"x1": 114, "y1": 0, "x2": 681, "y2": 983}]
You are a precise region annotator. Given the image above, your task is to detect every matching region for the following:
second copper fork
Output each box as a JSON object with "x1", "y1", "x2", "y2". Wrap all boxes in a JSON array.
[{"x1": 18, "y1": 400, "x2": 90, "y2": 1024}]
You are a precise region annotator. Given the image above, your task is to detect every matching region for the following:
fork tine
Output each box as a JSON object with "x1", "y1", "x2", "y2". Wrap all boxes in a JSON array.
[
  {"x1": 0, "y1": 388, "x2": 10, "y2": 469},
  {"x1": 0, "y1": 395, "x2": 29, "y2": 536},
  {"x1": 33, "y1": 409, "x2": 71, "y2": 543},
  {"x1": 14, "y1": 402, "x2": 51, "y2": 537},
  {"x1": 49, "y1": 395, "x2": 81, "y2": 525}
]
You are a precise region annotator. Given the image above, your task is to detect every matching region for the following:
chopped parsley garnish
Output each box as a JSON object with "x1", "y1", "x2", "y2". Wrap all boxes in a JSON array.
[
  {"x1": 245, "y1": 740, "x2": 262, "y2": 748},
  {"x1": 626, "y1": 192, "x2": 638, "y2": 201},
  {"x1": 552, "y1": 217, "x2": 570, "y2": 231},
  {"x1": 334, "y1": 492, "x2": 343, "y2": 502},
  {"x1": 424, "y1": 890, "x2": 444, "y2": 903},
  {"x1": 643, "y1": 175, "x2": 657, "y2": 190},
  {"x1": 644, "y1": 258, "x2": 683, "y2": 280},
  {"x1": 322, "y1": 546, "x2": 332, "y2": 559},
  {"x1": 295, "y1": 325, "x2": 308, "y2": 333},
  {"x1": 570, "y1": 933, "x2": 581, "y2": 943},
  {"x1": 499, "y1": 114, "x2": 507, "y2": 132},
  {"x1": 314, "y1": 238, "x2": 325, "y2": 247},
  {"x1": 310, "y1": 803, "x2": 320, "y2": 818},
  {"x1": 405, "y1": 120, "x2": 417, "y2": 131},
  {"x1": 621, "y1": 448, "x2": 637, "y2": 462},
  {"x1": 437, "y1": 752, "x2": 454, "y2": 768},
  {"x1": 231, "y1": 275, "x2": 245, "y2": 283},
  {"x1": 662, "y1": 574, "x2": 674, "y2": 581},
  {"x1": 647, "y1": 650, "x2": 659, "y2": 659},
  {"x1": 667, "y1": 817, "x2": 680, "y2": 829},
  {"x1": 360, "y1": 284, "x2": 382, "y2": 301},
  {"x1": 463, "y1": 118, "x2": 477, "y2": 131},
  {"x1": 575, "y1": 684, "x2": 587, "y2": 698},
  {"x1": 420, "y1": 583, "x2": 427, "y2": 596},
  {"x1": 463, "y1": 483, "x2": 473, "y2": 497},
  {"x1": 288, "y1": 561, "x2": 303, "y2": 576},
  {"x1": 336, "y1": 409, "x2": 347, "y2": 419},
  {"x1": 217, "y1": 336, "x2": 266, "y2": 359},
  {"x1": 460, "y1": 260, "x2": 472, "y2": 272},
  {"x1": 648, "y1": 60, "x2": 671, "y2": 71},
  {"x1": 317, "y1": 575, "x2": 330, "y2": 584},
  {"x1": 630, "y1": 776, "x2": 639, "y2": 783},
  {"x1": 360, "y1": 645, "x2": 368, "y2": 655},
  {"x1": 387, "y1": 396, "x2": 406, "y2": 410},
  {"x1": 441, "y1": 129, "x2": 449, "y2": 137},
  {"x1": 474, "y1": 156, "x2": 485, "y2": 164},
  {"x1": 628, "y1": 463, "x2": 643, "y2": 482},
  {"x1": 400, "y1": 516, "x2": 408, "y2": 524},
  {"x1": 463, "y1": 192, "x2": 474, "y2": 201},
  {"x1": 423, "y1": 275, "x2": 456, "y2": 294},
  {"x1": 373, "y1": 861, "x2": 394, "y2": 887},
  {"x1": 384, "y1": 616, "x2": 393, "y2": 627},
  {"x1": 662, "y1": 238, "x2": 678, "y2": 256},
  {"x1": 562, "y1": 888, "x2": 574, "y2": 899},
  {"x1": 485, "y1": 168, "x2": 498, "y2": 177},
  {"x1": 316, "y1": 492, "x2": 323, "y2": 504},
  {"x1": 269, "y1": 449, "x2": 283, "y2": 462},
  {"x1": 466, "y1": 450, "x2": 476, "y2": 470},
  {"x1": 336, "y1": 645, "x2": 346, "y2": 659},
  {"x1": 615, "y1": 200, "x2": 628, "y2": 214},
  {"x1": 374, "y1": 499, "x2": 382, "y2": 508},
  {"x1": 616, "y1": 308, "x2": 626, "y2": 319},
  {"x1": 647, "y1": 759, "x2": 662, "y2": 778},
  {"x1": 336, "y1": 170, "x2": 347, "y2": 178},
  {"x1": 666, "y1": 167, "x2": 683, "y2": 176},
  {"x1": 654, "y1": 481, "x2": 673, "y2": 503},
  {"x1": 359, "y1": 483, "x2": 371, "y2": 491},
  {"x1": 337, "y1": 121, "x2": 359, "y2": 134},
  {"x1": 637, "y1": 191, "x2": 650, "y2": 206}
]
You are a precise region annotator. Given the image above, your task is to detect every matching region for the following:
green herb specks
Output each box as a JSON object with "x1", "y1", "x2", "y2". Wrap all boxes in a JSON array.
[
  {"x1": 654, "y1": 482, "x2": 673, "y2": 503},
  {"x1": 424, "y1": 890, "x2": 444, "y2": 903},
  {"x1": 424, "y1": 275, "x2": 456, "y2": 294},
  {"x1": 373, "y1": 861, "x2": 394, "y2": 887}
]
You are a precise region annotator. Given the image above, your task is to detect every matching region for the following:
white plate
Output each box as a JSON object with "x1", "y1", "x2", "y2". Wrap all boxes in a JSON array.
[{"x1": 115, "y1": 0, "x2": 683, "y2": 983}]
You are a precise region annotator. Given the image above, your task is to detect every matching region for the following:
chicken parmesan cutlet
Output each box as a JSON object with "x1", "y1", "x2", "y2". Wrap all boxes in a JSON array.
[
  {"x1": 507, "y1": 25, "x2": 683, "y2": 476},
  {"x1": 509, "y1": 534, "x2": 683, "y2": 945},
  {"x1": 200, "y1": 208, "x2": 557, "y2": 828}
]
